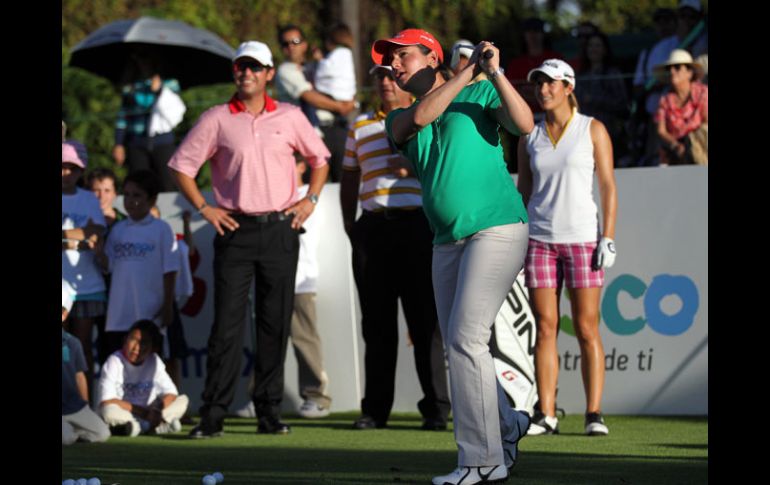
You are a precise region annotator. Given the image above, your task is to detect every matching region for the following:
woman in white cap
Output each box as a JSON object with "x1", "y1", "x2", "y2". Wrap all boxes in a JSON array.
[
  {"x1": 654, "y1": 49, "x2": 708, "y2": 165},
  {"x1": 517, "y1": 59, "x2": 617, "y2": 437},
  {"x1": 449, "y1": 39, "x2": 487, "y2": 83},
  {"x1": 372, "y1": 28, "x2": 534, "y2": 485}
]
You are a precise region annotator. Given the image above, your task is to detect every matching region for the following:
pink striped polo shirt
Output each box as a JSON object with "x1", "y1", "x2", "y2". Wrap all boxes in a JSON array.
[{"x1": 169, "y1": 93, "x2": 330, "y2": 214}]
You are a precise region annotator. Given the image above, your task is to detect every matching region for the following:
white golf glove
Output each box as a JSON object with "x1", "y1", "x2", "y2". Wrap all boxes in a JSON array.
[{"x1": 595, "y1": 237, "x2": 616, "y2": 269}]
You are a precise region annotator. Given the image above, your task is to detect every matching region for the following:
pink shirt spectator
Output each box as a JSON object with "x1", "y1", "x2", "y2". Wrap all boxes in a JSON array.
[
  {"x1": 168, "y1": 94, "x2": 330, "y2": 214},
  {"x1": 655, "y1": 81, "x2": 708, "y2": 140}
]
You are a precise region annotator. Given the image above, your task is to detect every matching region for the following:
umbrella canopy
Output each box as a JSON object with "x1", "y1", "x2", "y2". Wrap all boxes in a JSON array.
[{"x1": 69, "y1": 16, "x2": 236, "y2": 89}]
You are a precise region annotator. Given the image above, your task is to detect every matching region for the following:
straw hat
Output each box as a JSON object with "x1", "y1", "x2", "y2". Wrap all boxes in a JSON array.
[{"x1": 654, "y1": 49, "x2": 704, "y2": 81}]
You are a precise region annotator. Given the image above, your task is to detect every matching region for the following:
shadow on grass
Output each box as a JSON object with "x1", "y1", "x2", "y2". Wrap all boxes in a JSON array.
[
  {"x1": 63, "y1": 442, "x2": 708, "y2": 485},
  {"x1": 658, "y1": 443, "x2": 709, "y2": 450}
]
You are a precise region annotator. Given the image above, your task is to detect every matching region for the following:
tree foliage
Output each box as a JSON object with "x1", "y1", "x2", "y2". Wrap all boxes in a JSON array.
[{"x1": 63, "y1": 0, "x2": 701, "y2": 188}]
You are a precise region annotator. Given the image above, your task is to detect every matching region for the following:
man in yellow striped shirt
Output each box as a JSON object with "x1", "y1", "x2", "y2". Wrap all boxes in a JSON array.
[{"x1": 340, "y1": 65, "x2": 450, "y2": 431}]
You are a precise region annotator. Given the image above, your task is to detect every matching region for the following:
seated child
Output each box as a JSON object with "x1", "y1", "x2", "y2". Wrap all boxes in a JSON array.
[
  {"x1": 62, "y1": 279, "x2": 111, "y2": 445},
  {"x1": 98, "y1": 319, "x2": 189, "y2": 436}
]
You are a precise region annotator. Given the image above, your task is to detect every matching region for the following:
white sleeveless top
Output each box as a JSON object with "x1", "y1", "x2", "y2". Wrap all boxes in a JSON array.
[{"x1": 525, "y1": 112, "x2": 600, "y2": 244}]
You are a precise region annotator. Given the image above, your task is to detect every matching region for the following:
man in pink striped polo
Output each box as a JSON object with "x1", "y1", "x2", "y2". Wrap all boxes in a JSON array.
[{"x1": 168, "y1": 40, "x2": 330, "y2": 438}]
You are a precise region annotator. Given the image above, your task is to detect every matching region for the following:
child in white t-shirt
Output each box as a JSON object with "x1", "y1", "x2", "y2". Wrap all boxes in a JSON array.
[
  {"x1": 98, "y1": 320, "x2": 189, "y2": 436},
  {"x1": 62, "y1": 140, "x2": 107, "y2": 398},
  {"x1": 97, "y1": 170, "x2": 180, "y2": 357}
]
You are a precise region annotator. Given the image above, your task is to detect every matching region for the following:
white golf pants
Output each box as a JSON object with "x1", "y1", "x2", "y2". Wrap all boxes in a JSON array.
[{"x1": 432, "y1": 223, "x2": 529, "y2": 466}]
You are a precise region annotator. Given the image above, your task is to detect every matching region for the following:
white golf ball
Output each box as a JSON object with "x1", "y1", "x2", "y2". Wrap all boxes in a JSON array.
[
  {"x1": 62, "y1": 480, "x2": 76, "y2": 485},
  {"x1": 76, "y1": 479, "x2": 87, "y2": 485},
  {"x1": 202, "y1": 475, "x2": 217, "y2": 485},
  {"x1": 87, "y1": 478, "x2": 101, "y2": 485},
  {"x1": 212, "y1": 471, "x2": 224, "y2": 483}
]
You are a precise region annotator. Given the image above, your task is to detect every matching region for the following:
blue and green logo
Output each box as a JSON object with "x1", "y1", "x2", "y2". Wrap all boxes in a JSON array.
[{"x1": 560, "y1": 274, "x2": 700, "y2": 337}]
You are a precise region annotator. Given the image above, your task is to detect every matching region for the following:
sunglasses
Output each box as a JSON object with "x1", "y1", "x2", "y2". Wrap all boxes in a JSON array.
[
  {"x1": 281, "y1": 37, "x2": 303, "y2": 47},
  {"x1": 668, "y1": 64, "x2": 690, "y2": 71},
  {"x1": 233, "y1": 60, "x2": 266, "y2": 73}
]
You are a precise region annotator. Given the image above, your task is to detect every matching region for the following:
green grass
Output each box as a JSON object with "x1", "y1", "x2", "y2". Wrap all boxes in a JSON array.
[{"x1": 62, "y1": 413, "x2": 707, "y2": 484}]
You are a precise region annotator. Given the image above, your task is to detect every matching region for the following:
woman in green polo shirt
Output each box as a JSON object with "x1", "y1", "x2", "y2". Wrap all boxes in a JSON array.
[{"x1": 372, "y1": 29, "x2": 535, "y2": 485}]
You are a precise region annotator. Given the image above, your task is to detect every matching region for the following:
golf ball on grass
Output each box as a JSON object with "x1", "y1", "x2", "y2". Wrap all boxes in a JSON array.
[
  {"x1": 62, "y1": 480, "x2": 76, "y2": 485},
  {"x1": 213, "y1": 471, "x2": 224, "y2": 483},
  {"x1": 202, "y1": 475, "x2": 216, "y2": 485},
  {"x1": 87, "y1": 478, "x2": 101, "y2": 485}
]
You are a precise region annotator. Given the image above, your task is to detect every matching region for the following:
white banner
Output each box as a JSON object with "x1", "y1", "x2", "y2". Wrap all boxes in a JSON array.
[{"x1": 117, "y1": 165, "x2": 706, "y2": 416}]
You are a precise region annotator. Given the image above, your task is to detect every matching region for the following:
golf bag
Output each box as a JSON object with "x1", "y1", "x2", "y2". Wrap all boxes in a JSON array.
[{"x1": 490, "y1": 270, "x2": 539, "y2": 414}]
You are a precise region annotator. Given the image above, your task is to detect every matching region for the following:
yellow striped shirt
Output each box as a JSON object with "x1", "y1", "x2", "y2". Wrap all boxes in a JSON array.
[{"x1": 342, "y1": 111, "x2": 423, "y2": 211}]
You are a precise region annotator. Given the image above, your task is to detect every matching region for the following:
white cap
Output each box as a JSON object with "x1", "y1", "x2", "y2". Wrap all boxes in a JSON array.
[
  {"x1": 527, "y1": 59, "x2": 576, "y2": 87},
  {"x1": 450, "y1": 39, "x2": 474, "y2": 70},
  {"x1": 368, "y1": 64, "x2": 393, "y2": 75},
  {"x1": 678, "y1": 0, "x2": 702, "y2": 12},
  {"x1": 233, "y1": 41, "x2": 273, "y2": 67},
  {"x1": 62, "y1": 280, "x2": 75, "y2": 313}
]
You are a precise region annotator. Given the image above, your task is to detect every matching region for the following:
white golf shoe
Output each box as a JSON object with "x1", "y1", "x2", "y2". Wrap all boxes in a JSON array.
[{"x1": 431, "y1": 465, "x2": 507, "y2": 485}]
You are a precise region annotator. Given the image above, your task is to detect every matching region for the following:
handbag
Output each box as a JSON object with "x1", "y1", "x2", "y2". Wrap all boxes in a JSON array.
[{"x1": 686, "y1": 122, "x2": 708, "y2": 166}]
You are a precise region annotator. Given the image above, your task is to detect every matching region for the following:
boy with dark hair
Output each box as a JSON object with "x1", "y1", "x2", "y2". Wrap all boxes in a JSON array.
[
  {"x1": 98, "y1": 320, "x2": 189, "y2": 436},
  {"x1": 97, "y1": 169, "x2": 179, "y2": 356}
]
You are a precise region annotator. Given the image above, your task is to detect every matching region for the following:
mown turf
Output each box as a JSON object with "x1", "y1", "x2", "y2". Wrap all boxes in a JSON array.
[{"x1": 62, "y1": 413, "x2": 707, "y2": 484}]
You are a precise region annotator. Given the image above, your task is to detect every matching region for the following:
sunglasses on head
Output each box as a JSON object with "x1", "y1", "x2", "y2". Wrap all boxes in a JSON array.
[
  {"x1": 233, "y1": 60, "x2": 266, "y2": 73},
  {"x1": 281, "y1": 37, "x2": 303, "y2": 47}
]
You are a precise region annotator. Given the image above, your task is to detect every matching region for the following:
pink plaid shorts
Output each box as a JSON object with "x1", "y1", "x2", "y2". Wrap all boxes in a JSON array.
[{"x1": 524, "y1": 239, "x2": 604, "y2": 288}]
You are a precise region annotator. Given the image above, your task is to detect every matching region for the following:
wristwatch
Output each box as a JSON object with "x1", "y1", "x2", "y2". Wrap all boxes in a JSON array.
[
  {"x1": 307, "y1": 193, "x2": 319, "y2": 205},
  {"x1": 489, "y1": 67, "x2": 505, "y2": 80}
]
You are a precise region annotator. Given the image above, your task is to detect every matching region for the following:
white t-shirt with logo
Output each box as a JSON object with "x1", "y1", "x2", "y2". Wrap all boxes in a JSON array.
[
  {"x1": 105, "y1": 214, "x2": 180, "y2": 332},
  {"x1": 62, "y1": 188, "x2": 107, "y2": 296},
  {"x1": 98, "y1": 351, "x2": 177, "y2": 407}
]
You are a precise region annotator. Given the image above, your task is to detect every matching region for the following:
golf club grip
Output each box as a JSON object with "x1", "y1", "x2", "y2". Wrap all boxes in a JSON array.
[{"x1": 483, "y1": 50, "x2": 494, "y2": 59}]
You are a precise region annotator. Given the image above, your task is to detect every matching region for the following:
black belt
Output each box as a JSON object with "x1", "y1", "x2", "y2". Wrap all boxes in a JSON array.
[
  {"x1": 231, "y1": 211, "x2": 292, "y2": 223},
  {"x1": 363, "y1": 208, "x2": 422, "y2": 220}
]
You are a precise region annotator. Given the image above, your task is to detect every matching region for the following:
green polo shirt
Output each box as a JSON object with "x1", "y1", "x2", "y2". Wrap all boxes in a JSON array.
[{"x1": 386, "y1": 80, "x2": 528, "y2": 244}]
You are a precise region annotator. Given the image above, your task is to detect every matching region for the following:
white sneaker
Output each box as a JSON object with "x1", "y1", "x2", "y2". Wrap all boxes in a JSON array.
[
  {"x1": 298, "y1": 400, "x2": 330, "y2": 418},
  {"x1": 584, "y1": 412, "x2": 609, "y2": 436},
  {"x1": 502, "y1": 410, "x2": 531, "y2": 471},
  {"x1": 527, "y1": 412, "x2": 559, "y2": 436},
  {"x1": 432, "y1": 466, "x2": 507, "y2": 485},
  {"x1": 169, "y1": 418, "x2": 182, "y2": 433},
  {"x1": 234, "y1": 401, "x2": 256, "y2": 418},
  {"x1": 111, "y1": 420, "x2": 141, "y2": 438}
]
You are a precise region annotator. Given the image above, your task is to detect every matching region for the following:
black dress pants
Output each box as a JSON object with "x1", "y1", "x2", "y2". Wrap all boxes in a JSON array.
[
  {"x1": 199, "y1": 217, "x2": 299, "y2": 426},
  {"x1": 350, "y1": 209, "x2": 451, "y2": 424}
]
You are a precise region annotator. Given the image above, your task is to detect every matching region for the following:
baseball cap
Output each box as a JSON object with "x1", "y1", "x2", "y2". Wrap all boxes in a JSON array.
[
  {"x1": 233, "y1": 41, "x2": 274, "y2": 67},
  {"x1": 527, "y1": 59, "x2": 576, "y2": 87},
  {"x1": 371, "y1": 29, "x2": 444, "y2": 65},
  {"x1": 450, "y1": 39, "x2": 474, "y2": 70},
  {"x1": 62, "y1": 141, "x2": 87, "y2": 169},
  {"x1": 678, "y1": 0, "x2": 702, "y2": 12}
]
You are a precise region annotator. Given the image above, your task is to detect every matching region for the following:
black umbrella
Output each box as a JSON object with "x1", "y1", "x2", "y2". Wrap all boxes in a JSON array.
[{"x1": 69, "y1": 16, "x2": 236, "y2": 89}]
